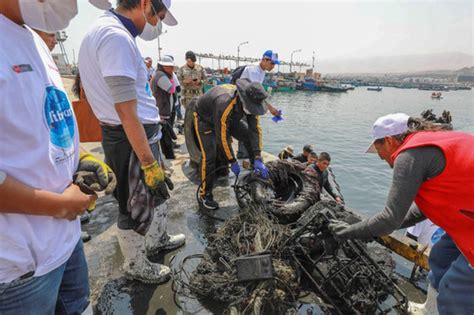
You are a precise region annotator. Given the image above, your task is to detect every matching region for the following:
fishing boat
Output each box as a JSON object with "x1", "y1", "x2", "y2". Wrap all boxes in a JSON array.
[
  {"x1": 320, "y1": 82, "x2": 349, "y2": 92},
  {"x1": 273, "y1": 79, "x2": 296, "y2": 92},
  {"x1": 367, "y1": 86, "x2": 382, "y2": 91},
  {"x1": 431, "y1": 92, "x2": 443, "y2": 99},
  {"x1": 300, "y1": 78, "x2": 320, "y2": 91}
]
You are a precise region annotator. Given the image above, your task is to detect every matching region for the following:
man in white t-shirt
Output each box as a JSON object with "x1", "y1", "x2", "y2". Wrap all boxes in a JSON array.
[
  {"x1": 80, "y1": 0, "x2": 185, "y2": 284},
  {"x1": 237, "y1": 50, "x2": 282, "y2": 158},
  {"x1": 0, "y1": 1, "x2": 111, "y2": 314},
  {"x1": 240, "y1": 50, "x2": 281, "y2": 117}
]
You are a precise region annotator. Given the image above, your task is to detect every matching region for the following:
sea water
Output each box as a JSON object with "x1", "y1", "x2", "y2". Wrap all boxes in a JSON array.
[{"x1": 261, "y1": 87, "x2": 473, "y2": 217}]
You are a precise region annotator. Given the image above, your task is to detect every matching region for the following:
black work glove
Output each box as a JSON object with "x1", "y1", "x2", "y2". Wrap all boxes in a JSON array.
[
  {"x1": 165, "y1": 176, "x2": 174, "y2": 191},
  {"x1": 328, "y1": 219, "x2": 373, "y2": 241},
  {"x1": 76, "y1": 153, "x2": 116, "y2": 195}
]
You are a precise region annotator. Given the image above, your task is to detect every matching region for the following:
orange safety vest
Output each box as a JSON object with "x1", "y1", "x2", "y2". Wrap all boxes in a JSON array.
[{"x1": 391, "y1": 131, "x2": 474, "y2": 264}]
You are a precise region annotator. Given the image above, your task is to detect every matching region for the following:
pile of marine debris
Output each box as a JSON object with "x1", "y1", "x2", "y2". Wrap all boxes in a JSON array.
[{"x1": 173, "y1": 159, "x2": 407, "y2": 314}]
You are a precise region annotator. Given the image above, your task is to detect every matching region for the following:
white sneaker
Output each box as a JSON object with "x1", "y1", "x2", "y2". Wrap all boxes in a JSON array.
[
  {"x1": 408, "y1": 284, "x2": 439, "y2": 315},
  {"x1": 146, "y1": 233, "x2": 186, "y2": 256},
  {"x1": 117, "y1": 229, "x2": 171, "y2": 284}
]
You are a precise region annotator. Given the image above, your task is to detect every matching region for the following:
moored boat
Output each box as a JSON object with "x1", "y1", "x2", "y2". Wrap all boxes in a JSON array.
[
  {"x1": 367, "y1": 86, "x2": 382, "y2": 91},
  {"x1": 431, "y1": 92, "x2": 443, "y2": 99}
]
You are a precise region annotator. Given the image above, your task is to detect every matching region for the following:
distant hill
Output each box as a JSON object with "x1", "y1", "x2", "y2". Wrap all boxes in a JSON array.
[
  {"x1": 316, "y1": 52, "x2": 474, "y2": 74},
  {"x1": 455, "y1": 66, "x2": 474, "y2": 74}
]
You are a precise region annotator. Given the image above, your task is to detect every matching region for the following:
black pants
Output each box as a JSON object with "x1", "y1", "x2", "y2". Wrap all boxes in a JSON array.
[
  {"x1": 195, "y1": 114, "x2": 254, "y2": 196},
  {"x1": 101, "y1": 123, "x2": 159, "y2": 230},
  {"x1": 160, "y1": 119, "x2": 175, "y2": 159}
]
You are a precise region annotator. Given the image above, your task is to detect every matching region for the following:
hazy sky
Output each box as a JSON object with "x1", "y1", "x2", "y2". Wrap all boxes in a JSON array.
[{"x1": 63, "y1": 0, "x2": 473, "y2": 70}]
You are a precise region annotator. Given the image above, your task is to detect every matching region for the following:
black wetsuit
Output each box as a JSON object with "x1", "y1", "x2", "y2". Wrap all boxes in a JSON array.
[
  {"x1": 309, "y1": 164, "x2": 341, "y2": 200},
  {"x1": 195, "y1": 85, "x2": 262, "y2": 196},
  {"x1": 293, "y1": 154, "x2": 308, "y2": 163}
]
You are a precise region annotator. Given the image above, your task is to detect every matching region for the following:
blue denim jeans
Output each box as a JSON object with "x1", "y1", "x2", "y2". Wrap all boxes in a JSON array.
[
  {"x1": 176, "y1": 101, "x2": 183, "y2": 120},
  {"x1": 428, "y1": 233, "x2": 474, "y2": 315},
  {"x1": 0, "y1": 240, "x2": 89, "y2": 315}
]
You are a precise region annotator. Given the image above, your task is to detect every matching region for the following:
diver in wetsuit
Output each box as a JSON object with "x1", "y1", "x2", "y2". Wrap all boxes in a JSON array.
[{"x1": 194, "y1": 78, "x2": 269, "y2": 210}]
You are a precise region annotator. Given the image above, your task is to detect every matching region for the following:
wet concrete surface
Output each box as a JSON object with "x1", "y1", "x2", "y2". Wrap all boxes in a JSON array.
[
  {"x1": 82, "y1": 138, "x2": 260, "y2": 314},
  {"x1": 81, "y1": 137, "x2": 426, "y2": 315}
]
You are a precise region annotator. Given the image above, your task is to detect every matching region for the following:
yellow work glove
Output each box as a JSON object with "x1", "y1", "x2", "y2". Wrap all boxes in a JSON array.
[
  {"x1": 141, "y1": 160, "x2": 170, "y2": 200},
  {"x1": 141, "y1": 160, "x2": 165, "y2": 189},
  {"x1": 75, "y1": 152, "x2": 117, "y2": 211}
]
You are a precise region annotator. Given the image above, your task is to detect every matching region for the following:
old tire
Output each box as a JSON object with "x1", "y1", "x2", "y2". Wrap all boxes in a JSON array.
[{"x1": 235, "y1": 160, "x2": 321, "y2": 223}]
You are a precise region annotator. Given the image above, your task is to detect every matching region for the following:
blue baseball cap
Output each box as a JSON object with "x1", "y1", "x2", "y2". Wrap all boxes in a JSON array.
[{"x1": 263, "y1": 50, "x2": 280, "y2": 65}]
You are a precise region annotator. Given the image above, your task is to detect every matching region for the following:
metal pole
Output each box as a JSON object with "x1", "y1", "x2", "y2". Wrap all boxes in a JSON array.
[
  {"x1": 157, "y1": 30, "x2": 168, "y2": 60},
  {"x1": 236, "y1": 41, "x2": 249, "y2": 68},
  {"x1": 157, "y1": 35, "x2": 161, "y2": 59},
  {"x1": 290, "y1": 53, "x2": 293, "y2": 73},
  {"x1": 312, "y1": 51, "x2": 315, "y2": 71},
  {"x1": 237, "y1": 46, "x2": 240, "y2": 68},
  {"x1": 290, "y1": 49, "x2": 302, "y2": 74}
]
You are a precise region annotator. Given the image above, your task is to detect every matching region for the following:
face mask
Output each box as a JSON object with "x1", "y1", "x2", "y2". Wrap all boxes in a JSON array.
[
  {"x1": 139, "y1": 2, "x2": 162, "y2": 41},
  {"x1": 19, "y1": 0, "x2": 78, "y2": 33}
]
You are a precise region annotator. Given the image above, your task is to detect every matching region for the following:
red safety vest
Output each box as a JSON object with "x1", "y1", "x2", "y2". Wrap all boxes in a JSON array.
[{"x1": 391, "y1": 131, "x2": 474, "y2": 264}]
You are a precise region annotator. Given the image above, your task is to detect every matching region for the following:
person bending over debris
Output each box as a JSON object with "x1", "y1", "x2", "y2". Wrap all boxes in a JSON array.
[
  {"x1": 308, "y1": 152, "x2": 343, "y2": 204},
  {"x1": 294, "y1": 144, "x2": 314, "y2": 163},
  {"x1": 306, "y1": 151, "x2": 318, "y2": 165},
  {"x1": 194, "y1": 79, "x2": 270, "y2": 210},
  {"x1": 278, "y1": 145, "x2": 294, "y2": 160},
  {"x1": 329, "y1": 113, "x2": 474, "y2": 315},
  {"x1": 79, "y1": 0, "x2": 184, "y2": 284}
]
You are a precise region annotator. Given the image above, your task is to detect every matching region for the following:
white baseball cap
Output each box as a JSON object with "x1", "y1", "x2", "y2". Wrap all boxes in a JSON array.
[
  {"x1": 157, "y1": 55, "x2": 175, "y2": 66},
  {"x1": 88, "y1": 0, "x2": 177, "y2": 26},
  {"x1": 161, "y1": 0, "x2": 177, "y2": 26},
  {"x1": 366, "y1": 113, "x2": 410, "y2": 153}
]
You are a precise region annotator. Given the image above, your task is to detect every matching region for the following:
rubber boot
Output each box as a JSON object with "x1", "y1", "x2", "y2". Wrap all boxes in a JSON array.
[
  {"x1": 146, "y1": 203, "x2": 185, "y2": 256},
  {"x1": 408, "y1": 284, "x2": 439, "y2": 315},
  {"x1": 117, "y1": 228, "x2": 171, "y2": 284}
]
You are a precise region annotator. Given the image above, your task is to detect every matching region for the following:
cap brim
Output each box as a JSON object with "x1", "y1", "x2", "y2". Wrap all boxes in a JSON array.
[
  {"x1": 162, "y1": 10, "x2": 177, "y2": 26},
  {"x1": 272, "y1": 60, "x2": 280, "y2": 65},
  {"x1": 366, "y1": 141, "x2": 377, "y2": 153},
  {"x1": 238, "y1": 91, "x2": 267, "y2": 115},
  {"x1": 236, "y1": 79, "x2": 268, "y2": 116},
  {"x1": 158, "y1": 62, "x2": 175, "y2": 66}
]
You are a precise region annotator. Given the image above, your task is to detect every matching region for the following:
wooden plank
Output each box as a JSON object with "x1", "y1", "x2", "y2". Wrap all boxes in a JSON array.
[{"x1": 376, "y1": 235, "x2": 431, "y2": 271}]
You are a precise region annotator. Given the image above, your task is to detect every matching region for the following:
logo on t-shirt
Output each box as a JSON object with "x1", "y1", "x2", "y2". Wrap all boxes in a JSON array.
[
  {"x1": 11, "y1": 64, "x2": 33, "y2": 74},
  {"x1": 44, "y1": 86, "x2": 75, "y2": 149},
  {"x1": 146, "y1": 82, "x2": 152, "y2": 97}
]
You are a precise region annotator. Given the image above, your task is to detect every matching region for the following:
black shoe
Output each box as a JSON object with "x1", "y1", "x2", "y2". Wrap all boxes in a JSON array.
[
  {"x1": 81, "y1": 231, "x2": 91, "y2": 243},
  {"x1": 199, "y1": 194, "x2": 219, "y2": 210},
  {"x1": 80, "y1": 212, "x2": 90, "y2": 225}
]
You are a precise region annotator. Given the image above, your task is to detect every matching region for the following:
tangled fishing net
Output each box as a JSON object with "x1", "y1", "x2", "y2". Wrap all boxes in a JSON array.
[{"x1": 173, "y1": 204, "x2": 300, "y2": 314}]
